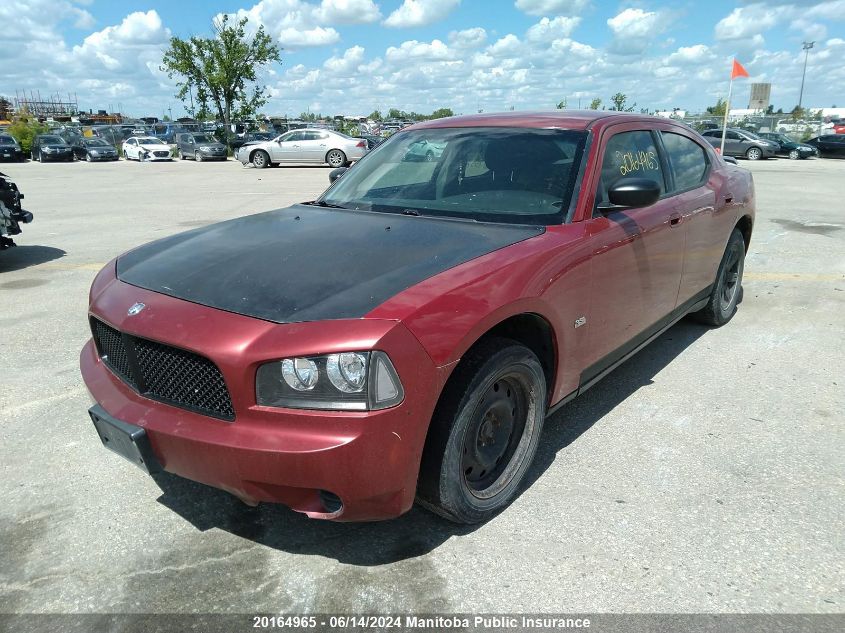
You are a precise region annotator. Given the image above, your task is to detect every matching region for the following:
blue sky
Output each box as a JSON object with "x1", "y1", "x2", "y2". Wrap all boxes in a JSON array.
[{"x1": 2, "y1": 1, "x2": 843, "y2": 118}]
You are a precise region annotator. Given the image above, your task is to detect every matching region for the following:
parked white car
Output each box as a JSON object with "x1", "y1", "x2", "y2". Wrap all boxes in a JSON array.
[
  {"x1": 235, "y1": 128, "x2": 368, "y2": 169},
  {"x1": 122, "y1": 136, "x2": 173, "y2": 162}
]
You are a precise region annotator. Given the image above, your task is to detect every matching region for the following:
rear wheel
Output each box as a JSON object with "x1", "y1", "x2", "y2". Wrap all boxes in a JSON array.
[
  {"x1": 417, "y1": 338, "x2": 546, "y2": 524},
  {"x1": 326, "y1": 149, "x2": 346, "y2": 168},
  {"x1": 746, "y1": 147, "x2": 762, "y2": 160},
  {"x1": 252, "y1": 150, "x2": 269, "y2": 169},
  {"x1": 693, "y1": 229, "x2": 746, "y2": 327}
]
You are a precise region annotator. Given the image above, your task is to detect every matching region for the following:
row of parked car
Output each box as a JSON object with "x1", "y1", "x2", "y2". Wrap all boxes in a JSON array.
[
  {"x1": 700, "y1": 128, "x2": 845, "y2": 159},
  {"x1": 2, "y1": 124, "x2": 844, "y2": 167}
]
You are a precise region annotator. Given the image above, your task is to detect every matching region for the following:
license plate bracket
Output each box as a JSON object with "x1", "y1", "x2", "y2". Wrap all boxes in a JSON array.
[{"x1": 89, "y1": 405, "x2": 162, "y2": 474}]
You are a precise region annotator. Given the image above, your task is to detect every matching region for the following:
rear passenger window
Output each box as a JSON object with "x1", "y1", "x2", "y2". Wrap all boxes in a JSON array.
[
  {"x1": 661, "y1": 132, "x2": 709, "y2": 192},
  {"x1": 599, "y1": 131, "x2": 665, "y2": 203}
]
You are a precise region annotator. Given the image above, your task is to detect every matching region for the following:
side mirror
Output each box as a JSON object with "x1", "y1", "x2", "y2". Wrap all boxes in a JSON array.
[
  {"x1": 329, "y1": 167, "x2": 348, "y2": 184},
  {"x1": 603, "y1": 177, "x2": 661, "y2": 210},
  {"x1": 722, "y1": 155, "x2": 738, "y2": 165}
]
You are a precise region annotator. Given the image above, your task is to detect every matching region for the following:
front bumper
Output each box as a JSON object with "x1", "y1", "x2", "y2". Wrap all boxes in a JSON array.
[
  {"x1": 41, "y1": 151, "x2": 73, "y2": 161},
  {"x1": 80, "y1": 275, "x2": 440, "y2": 521}
]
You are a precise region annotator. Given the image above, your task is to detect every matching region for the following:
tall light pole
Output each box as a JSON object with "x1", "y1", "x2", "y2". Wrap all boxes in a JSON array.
[{"x1": 798, "y1": 41, "x2": 814, "y2": 111}]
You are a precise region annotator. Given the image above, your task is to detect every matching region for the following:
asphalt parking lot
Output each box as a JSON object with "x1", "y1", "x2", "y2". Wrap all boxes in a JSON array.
[{"x1": 1, "y1": 157, "x2": 843, "y2": 614}]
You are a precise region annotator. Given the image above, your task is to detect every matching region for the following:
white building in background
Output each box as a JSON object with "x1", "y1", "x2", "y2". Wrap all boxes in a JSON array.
[{"x1": 655, "y1": 110, "x2": 686, "y2": 119}]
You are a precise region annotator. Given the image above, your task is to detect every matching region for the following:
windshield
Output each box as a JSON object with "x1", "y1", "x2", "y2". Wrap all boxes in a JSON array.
[
  {"x1": 85, "y1": 139, "x2": 110, "y2": 147},
  {"x1": 0, "y1": 135, "x2": 17, "y2": 145},
  {"x1": 193, "y1": 134, "x2": 215, "y2": 143},
  {"x1": 321, "y1": 127, "x2": 587, "y2": 225},
  {"x1": 41, "y1": 135, "x2": 66, "y2": 144},
  {"x1": 136, "y1": 137, "x2": 161, "y2": 145}
]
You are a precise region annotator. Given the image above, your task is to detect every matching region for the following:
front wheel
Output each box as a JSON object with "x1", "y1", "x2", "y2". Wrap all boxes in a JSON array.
[
  {"x1": 417, "y1": 338, "x2": 546, "y2": 524},
  {"x1": 252, "y1": 150, "x2": 269, "y2": 169},
  {"x1": 693, "y1": 228, "x2": 746, "y2": 327},
  {"x1": 746, "y1": 147, "x2": 762, "y2": 160},
  {"x1": 788, "y1": 149, "x2": 799, "y2": 160},
  {"x1": 85, "y1": 153, "x2": 92, "y2": 162},
  {"x1": 195, "y1": 151, "x2": 203, "y2": 162},
  {"x1": 326, "y1": 149, "x2": 346, "y2": 168}
]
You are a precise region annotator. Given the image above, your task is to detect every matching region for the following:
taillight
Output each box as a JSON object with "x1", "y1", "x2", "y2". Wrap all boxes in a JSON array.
[{"x1": 356, "y1": 140, "x2": 366, "y2": 148}]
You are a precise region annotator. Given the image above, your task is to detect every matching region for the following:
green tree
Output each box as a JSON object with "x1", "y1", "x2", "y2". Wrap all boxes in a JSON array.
[
  {"x1": 161, "y1": 14, "x2": 281, "y2": 132},
  {"x1": 430, "y1": 108, "x2": 454, "y2": 119},
  {"x1": 609, "y1": 92, "x2": 636, "y2": 112},
  {"x1": 0, "y1": 96, "x2": 13, "y2": 120},
  {"x1": 368, "y1": 110, "x2": 383, "y2": 121},
  {"x1": 556, "y1": 98, "x2": 567, "y2": 109},
  {"x1": 387, "y1": 108, "x2": 402, "y2": 119},
  {"x1": 790, "y1": 105, "x2": 806, "y2": 120},
  {"x1": 589, "y1": 97, "x2": 602, "y2": 110},
  {"x1": 7, "y1": 116, "x2": 49, "y2": 154},
  {"x1": 706, "y1": 97, "x2": 727, "y2": 117}
]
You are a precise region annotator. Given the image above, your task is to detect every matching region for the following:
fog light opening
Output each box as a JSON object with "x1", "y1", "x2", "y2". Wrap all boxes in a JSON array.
[{"x1": 319, "y1": 490, "x2": 343, "y2": 514}]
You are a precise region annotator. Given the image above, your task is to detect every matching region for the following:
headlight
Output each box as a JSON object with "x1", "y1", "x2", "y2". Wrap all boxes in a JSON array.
[
  {"x1": 45, "y1": 147, "x2": 56, "y2": 153},
  {"x1": 90, "y1": 150, "x2": 100, "y2": 155},
  {"x1": 256, "y1": 351, "x2": 404, "y2": 411}
]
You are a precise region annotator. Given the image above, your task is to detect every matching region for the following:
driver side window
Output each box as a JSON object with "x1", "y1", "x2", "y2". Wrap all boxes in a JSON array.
[{"x1": 598, "y1": 131, "x2": 664, "y2": 208}]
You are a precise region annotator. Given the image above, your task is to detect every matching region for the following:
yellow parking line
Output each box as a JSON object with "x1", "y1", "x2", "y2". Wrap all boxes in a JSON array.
[{"x1": 744, "y1": 272, "x2": 845, "y2": 282}]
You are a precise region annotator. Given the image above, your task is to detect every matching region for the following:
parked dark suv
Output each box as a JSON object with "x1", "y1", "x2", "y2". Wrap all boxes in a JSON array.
[
  {"x1": 175, "y1": 133, "x2": 228, "y2": 161},
  {"x1": 31, "y1": 135, "x2": 74, "y2": 162},
  {"x1": 701, "y1": 128, "x2": 777, "y2": 160}
]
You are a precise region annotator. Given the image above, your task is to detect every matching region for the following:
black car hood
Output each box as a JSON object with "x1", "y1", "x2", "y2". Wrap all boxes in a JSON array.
[{"x1": 117, "y1": 205, "x2": 543, "y2": 323}]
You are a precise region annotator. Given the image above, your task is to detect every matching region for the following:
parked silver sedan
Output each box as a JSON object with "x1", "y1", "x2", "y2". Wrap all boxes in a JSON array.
[{"x1": 235, "y1": 128, "x2": 368, "y2": 169}]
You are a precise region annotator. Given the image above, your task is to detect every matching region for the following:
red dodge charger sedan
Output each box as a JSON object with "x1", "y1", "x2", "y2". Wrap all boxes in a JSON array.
[{"x1": 81, "y1": 111, "x2": 754, "y2": 523}]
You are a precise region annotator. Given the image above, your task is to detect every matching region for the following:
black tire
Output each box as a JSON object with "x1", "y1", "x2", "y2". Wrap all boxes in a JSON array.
[
  {"x1": 124, "y1": 150, "x2": 129, "y2": 160},
  {"x1": 85, "y1": 153, "x2": 92, "y2": 162},
  {"x1": 417, "y1": 337, "x2": 547, "y2": 524},
  {"x1": 252, "y1": 150, "x2": 269, "y2": 168},
  {"x1": 326, "y1": 149, "x2": 346, "y2": 168},
  {"x1": 39, "y1": 151, "x2": 44, "y2": 162},
  {"x1": 178, "y1": 149, "x2": 185, "y2": 160},
  {"x1": 693, "y1": 228, "x2": 746, "y2": 326},
  {"x1": 195, "y1": 151, "x2": 203, "y2": 162},
  {"x1": 788, "y1": 149, "x2": 799, "y2": 160},
  {"x1": 746, "y1": 147, "x2": 762, "y2": 160}
]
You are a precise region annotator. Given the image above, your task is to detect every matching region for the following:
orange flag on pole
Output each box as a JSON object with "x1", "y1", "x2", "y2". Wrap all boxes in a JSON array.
[{"x1": 731, "y1": 59, "x2": 749, "y2": 79}]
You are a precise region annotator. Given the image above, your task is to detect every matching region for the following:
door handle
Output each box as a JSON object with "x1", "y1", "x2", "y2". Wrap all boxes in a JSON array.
[
  {"x1": 669, "y1": 212, "x2": 683, "y2": 227},
  {"x1": 724, "y1": 193, "x2": 733, "y2": 203}
]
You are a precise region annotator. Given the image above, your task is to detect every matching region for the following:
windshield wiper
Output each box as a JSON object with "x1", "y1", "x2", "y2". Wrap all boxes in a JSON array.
[{"x1": 307, "y1": 200, "x2": 347, "y2": 209}]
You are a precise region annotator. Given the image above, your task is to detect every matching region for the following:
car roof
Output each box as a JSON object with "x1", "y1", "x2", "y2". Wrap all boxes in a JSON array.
[{"x1": 406, "y1": 110, "x2": 665, "y2": 132}]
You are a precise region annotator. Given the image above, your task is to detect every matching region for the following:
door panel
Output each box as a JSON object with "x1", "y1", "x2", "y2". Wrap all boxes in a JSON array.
[
  {"x1": 659, "y1": 131, "x2": 723, "y2": 303},
  {"x1": 583, "y1": 128, "x2": 686, "y2": 371}
]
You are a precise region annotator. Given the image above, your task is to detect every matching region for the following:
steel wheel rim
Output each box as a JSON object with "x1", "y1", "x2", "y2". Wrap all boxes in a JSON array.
[
  {"x1": 461, "y1": 372, "x2": 534, "y2": 499},
  {"x1": 720, "y1": 244, "x2": 743, "y2": 311},
  {"x1": 789, "y1": 150, "x2": 798, "y2": 160},
  {"x1": 748, "y1": 148, "x2": 761, "y2": 160}
]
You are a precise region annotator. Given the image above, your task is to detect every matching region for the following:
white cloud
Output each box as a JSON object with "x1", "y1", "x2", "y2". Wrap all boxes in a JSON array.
[
  {"x1": 314, "y1": 0, "x2": 381, "y2": 24},
  {"x1": 279, "y1": 25, "x2": 340, "y2": 46},
  {"x1": 514, "y1": 0, "x2": 590, "y2": 16},
  {"x1": 323, "y1": 45, "x2": 365, "y2": 73},
  {"x1": 526, "y1": 16, "x2": 580, "y2": 42},
  {"x1": 385, "y1": 39, "x2": 452, "y2": 62},
  {"x1": 449, "y1": 27, "x2": 487, "y2": 49},
  {"x1": 384, "y1": 0, "x2": 461, "y2": 29},
  {"x1": 607, "y1": 8, "x2": 671, "y2": 54}
]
